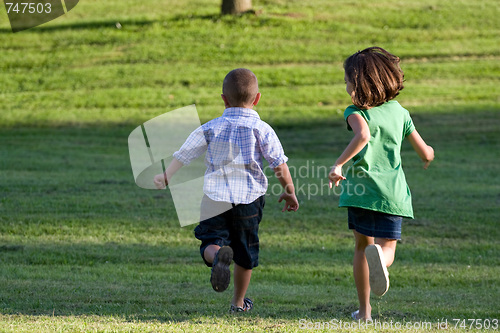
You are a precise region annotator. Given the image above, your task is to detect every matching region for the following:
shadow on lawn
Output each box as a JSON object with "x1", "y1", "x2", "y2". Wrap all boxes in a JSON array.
[
  {"x1": 0, "y1": 241, "x2": 359, "y2": 321},
  {"x1": 0, "y1": 11, "x2": 257, "y2": 34},
  {"x1": 0, "y1": 19, "x2": 154, "y2": 34},
  {"x1": 1, "y1": 238, "x2": 497, "y2": 323},
  {"x1": 0, "y1": 111, "x2": 499, "y2": 322}
]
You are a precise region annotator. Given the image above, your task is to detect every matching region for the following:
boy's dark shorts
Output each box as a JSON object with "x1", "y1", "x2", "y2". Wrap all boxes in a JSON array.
[
  {"x1": 348, "y1": 207, "x2": 402, "y2": 240},
  {"x1": 194, "y1": 195, "x2": 265, "y2": 270}
]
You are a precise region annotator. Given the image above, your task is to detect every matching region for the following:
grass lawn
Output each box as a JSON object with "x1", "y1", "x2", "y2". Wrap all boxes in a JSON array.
[{"x1": 0, "y1": 0, "x2": 499, "y2": 331}]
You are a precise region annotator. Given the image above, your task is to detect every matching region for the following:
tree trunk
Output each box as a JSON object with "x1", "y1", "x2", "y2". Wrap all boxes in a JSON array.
[{"x1": 221, "y1": 0, "x2": 253, "y2": 15}]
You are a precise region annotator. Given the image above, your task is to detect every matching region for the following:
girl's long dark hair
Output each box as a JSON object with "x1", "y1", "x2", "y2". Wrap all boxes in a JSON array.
[{"x1": 344, "y1": 47, "x2": 405, "y2": 109}]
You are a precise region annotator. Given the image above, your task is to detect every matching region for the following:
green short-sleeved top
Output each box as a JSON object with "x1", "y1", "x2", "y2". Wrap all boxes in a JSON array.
[{"x1": 339, "y1": 100, "x2": 416, "y2": 218}]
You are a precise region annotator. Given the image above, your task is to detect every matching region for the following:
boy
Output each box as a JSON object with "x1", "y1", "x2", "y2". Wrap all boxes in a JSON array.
[{"x1": 154, "y1": 68, "x2": 299, "y2": 312}]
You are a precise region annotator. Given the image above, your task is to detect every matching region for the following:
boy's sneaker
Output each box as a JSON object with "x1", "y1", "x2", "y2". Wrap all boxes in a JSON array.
[
  {"x1": 211, "y1": 246, "x2": 233, "y2": 292},
  {"x1": 365, "y1": 244, "x2": 389, "y2": 296},
  {"x1": 229, "y1": 298, "x2": 253, "y2": 313}
]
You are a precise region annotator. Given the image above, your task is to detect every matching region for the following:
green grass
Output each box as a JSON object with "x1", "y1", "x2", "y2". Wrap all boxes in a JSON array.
[
  {"x1": 0, "y1": 0, "x2": 499, "y2": 127},
  {"x1": 0, "y1": 0, "x2": 499, "y2": 331}
]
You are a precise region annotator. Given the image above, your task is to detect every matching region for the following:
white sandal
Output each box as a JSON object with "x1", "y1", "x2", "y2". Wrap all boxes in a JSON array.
[
  {"x1": 351, "y1": 310, "x2": 372, "y2": 321},
  {"x1": 365, "y1": 244, "x2": 390, "y2": 296}
]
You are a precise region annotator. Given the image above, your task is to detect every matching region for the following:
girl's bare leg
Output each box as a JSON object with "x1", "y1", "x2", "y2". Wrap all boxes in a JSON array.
[{"x1": 353, "y1": 230, "x2": 374, "y2": 320}]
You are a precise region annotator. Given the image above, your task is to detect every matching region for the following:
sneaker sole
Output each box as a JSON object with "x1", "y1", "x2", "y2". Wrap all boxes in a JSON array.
[
  {"x1": 211, "y1": 246, "x2": 233, "y2": 292},
  {"x1": 365, "y1": 244, "x2": 389, "y2": 296}
]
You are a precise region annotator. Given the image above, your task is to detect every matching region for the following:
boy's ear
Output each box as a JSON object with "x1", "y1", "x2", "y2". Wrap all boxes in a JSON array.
[
  {"x1": 221, "y1": 94, "x2": 231, "y2": 108},
  {"x1": 252, "y1": 92, "x2": 261, "y2": 106}
]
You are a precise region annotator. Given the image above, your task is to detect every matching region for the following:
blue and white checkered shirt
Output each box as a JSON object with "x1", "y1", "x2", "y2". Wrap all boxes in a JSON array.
[{"x1": 173, "y1": 107, "x2": 288, "y2": 204}]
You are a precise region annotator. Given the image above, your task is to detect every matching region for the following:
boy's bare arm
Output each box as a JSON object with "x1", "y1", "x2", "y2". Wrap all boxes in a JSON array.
[
  {"x1": 274, "y1": 162, "x2": 299, "y2": 212},
  {"x1": 153, "y1": 158, "x2": 184, "y2": 189},
  {"x1": 407, "y1": 130, "x2": 434, "y2": 169}
]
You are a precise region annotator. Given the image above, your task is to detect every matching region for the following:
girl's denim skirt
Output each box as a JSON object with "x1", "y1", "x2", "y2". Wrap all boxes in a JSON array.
[{"x1": 348, "y1": 207, "x2": 402, "y2": 240}]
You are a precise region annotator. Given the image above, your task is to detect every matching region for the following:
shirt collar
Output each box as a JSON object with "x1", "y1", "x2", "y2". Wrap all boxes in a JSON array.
[{"x1": 222, "y1": 107, "x2": 260, "y2": 119}]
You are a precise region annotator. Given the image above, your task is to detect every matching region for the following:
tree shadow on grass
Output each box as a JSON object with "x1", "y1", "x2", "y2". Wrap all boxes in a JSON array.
[
  {"x1": 1, "y1": 239, "x2": 498, "y2": 324},
  {"x1": 0, "y1": 19, "x2": 154, "y2": 33},
  {"x1": 1, "y1": 111, "x2": 499, "y2": 324},
  {"x1": 0, "y1": 241, "x2": 357, "y2": 322},
  {"x1": 0, "y1": 11, "x2": 258, "y2": 34}
]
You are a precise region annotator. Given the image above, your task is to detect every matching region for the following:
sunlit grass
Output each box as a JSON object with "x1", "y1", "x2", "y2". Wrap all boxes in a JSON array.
[{"x1": 0, "y1": 0, "x2": 499, "y2": 331}]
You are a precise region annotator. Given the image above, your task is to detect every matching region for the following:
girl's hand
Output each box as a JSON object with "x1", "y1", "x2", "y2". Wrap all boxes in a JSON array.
[
  {"x1": 423, "y1": 146, "x2": 434, "y2": 169},
  {"x1": 328, "y1": 165, "x2": 346, "y2": 188}
]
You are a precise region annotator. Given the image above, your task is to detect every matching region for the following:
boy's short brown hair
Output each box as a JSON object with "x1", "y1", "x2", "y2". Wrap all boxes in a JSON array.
[
  {"x1": 223, "y1": 68, "x2": 259, "y2": 107},
  {"x1": 344, "y1": 47, "x2": 404, "y2": 109}
]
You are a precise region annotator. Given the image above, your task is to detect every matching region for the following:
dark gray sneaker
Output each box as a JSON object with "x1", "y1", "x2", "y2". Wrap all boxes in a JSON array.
[
  {"x1": 230, "y1": 298, "x2": 253, "y2": 313},
  {"x1": 211, "y1": 246, "x2": 233, "y2": 292}
]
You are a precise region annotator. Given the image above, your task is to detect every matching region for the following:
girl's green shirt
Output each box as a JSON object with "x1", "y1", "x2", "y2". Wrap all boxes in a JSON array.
[{"x1": 339, "y1": 100, "x2": 416, "y2": 218}]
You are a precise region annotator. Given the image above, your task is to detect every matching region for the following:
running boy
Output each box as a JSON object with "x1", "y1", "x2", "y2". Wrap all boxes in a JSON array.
[
  {"x1": 328, "y1": 47, "x2": 434, "y2": 321},
  {"x1": 154, "y1": 68, "x2": 299, "y2": 313}
]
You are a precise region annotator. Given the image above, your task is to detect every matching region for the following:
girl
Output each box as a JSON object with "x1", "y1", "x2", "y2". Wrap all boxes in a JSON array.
[{"x1": 328, "y1": 47, "x2": 434, "y2": 321}]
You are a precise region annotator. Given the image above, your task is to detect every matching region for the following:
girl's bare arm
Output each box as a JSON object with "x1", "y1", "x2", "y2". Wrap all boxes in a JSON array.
[
  {"x1": 407, "y1": 130, "x2": 434, "y2": 169},
  {"x1": 329, "y1": 114, "x2": 370, "y2": 187}
]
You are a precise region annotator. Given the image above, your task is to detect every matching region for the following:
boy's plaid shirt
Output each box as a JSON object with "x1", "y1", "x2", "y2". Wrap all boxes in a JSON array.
[{"x1": 173, "y1": 107, "x2": 287, "y2": 204}]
